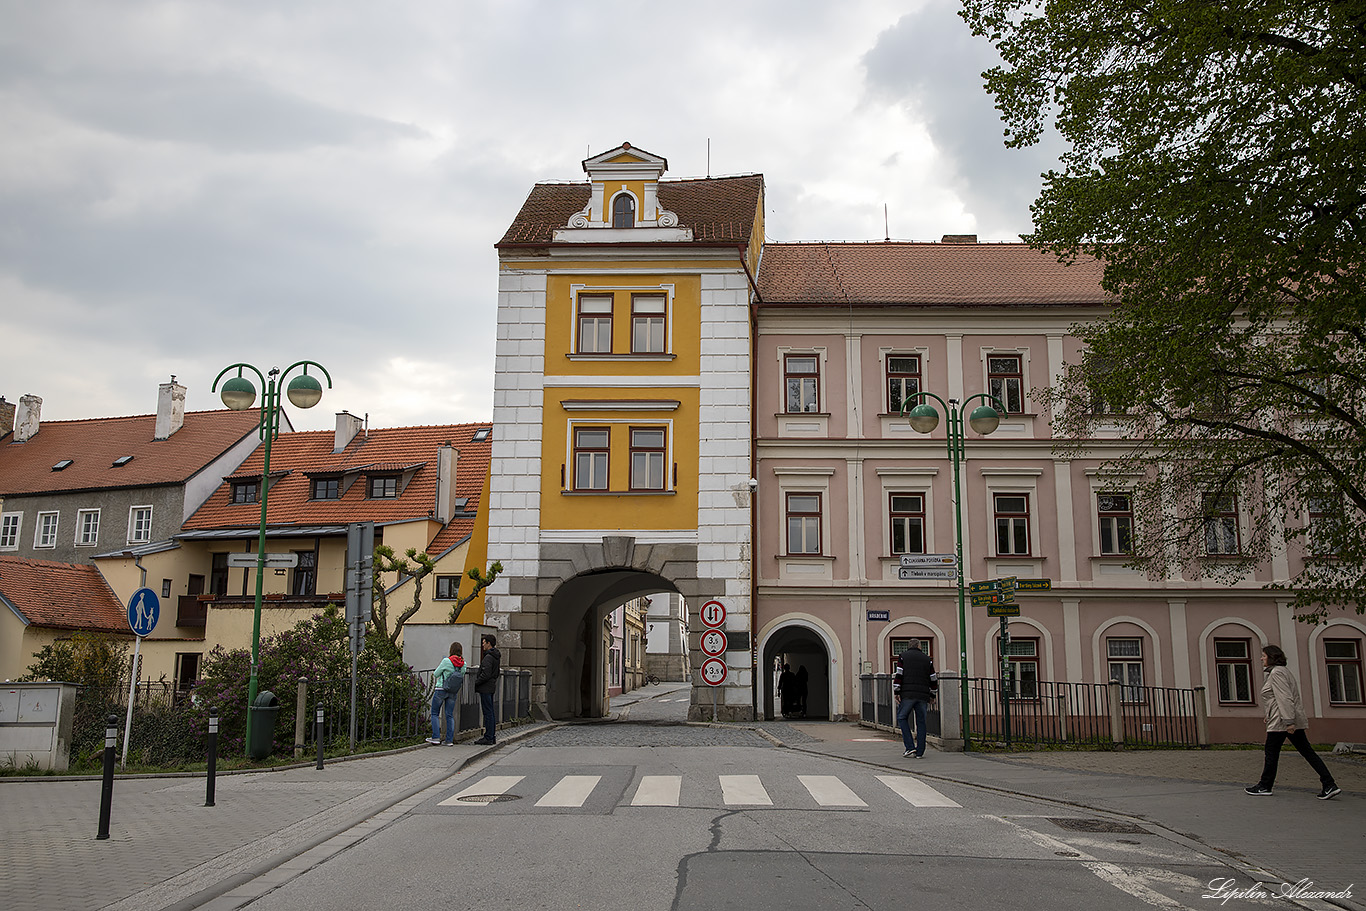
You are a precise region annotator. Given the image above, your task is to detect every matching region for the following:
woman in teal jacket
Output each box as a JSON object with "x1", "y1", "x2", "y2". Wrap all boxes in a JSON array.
[{"x1": 427, "y1": 642, "x2": 465, "y2": 745}]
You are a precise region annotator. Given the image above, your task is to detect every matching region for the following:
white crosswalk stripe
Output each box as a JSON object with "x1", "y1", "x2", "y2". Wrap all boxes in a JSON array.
[
  {"x1": 632, "y1": 775, "x2": 682, "y2": 806},
  {"x1": 720, "y1": 774, "x2": 773, "y2": 805},
  {"x1": 536, "y1": 774, "x2": 601, "y2": 807},
  {"x1": 877, "y1": 774, "x2": 961, "y2": 807},
  {"x1": 799, "y1": 775, "x2": 867, "y2": 807}
]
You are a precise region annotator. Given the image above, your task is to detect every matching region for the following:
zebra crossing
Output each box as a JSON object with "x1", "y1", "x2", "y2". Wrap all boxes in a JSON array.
[{"x1": 437, "y1": 771, "x2": 960, "y2": 811}]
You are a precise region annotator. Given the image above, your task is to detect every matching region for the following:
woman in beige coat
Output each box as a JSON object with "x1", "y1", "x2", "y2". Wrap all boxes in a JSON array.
[{"x1": 1245, "y1": 644, "x2": 1341, "y2": 799}]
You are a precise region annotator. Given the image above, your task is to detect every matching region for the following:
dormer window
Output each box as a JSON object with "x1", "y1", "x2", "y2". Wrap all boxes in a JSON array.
[
  {"x1": 369, "y1": 475, "x2": 399, "y2": 499},
  {"x1": 232, "y1": 480, "x2": 259, "y2": 504},
  {"x1": 612, "y1": 193, "x2": 635, "y2": 228}
]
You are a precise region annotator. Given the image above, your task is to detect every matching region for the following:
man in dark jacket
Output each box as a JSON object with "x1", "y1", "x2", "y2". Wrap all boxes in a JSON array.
[
  {"x1": 894, "y1": 643, "x2": 937, "y2": 758},
  {"x1": 473, "y1": 634, "x2": 502, "y2": 745}
]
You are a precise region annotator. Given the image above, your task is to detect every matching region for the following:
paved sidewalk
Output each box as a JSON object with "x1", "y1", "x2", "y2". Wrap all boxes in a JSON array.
[
  {"x1": 782, "y1": 721, "x2": 1366, "y2": 910},
  {"x1": 0, "y1": 724, "x2": 546, "y2": 911}
]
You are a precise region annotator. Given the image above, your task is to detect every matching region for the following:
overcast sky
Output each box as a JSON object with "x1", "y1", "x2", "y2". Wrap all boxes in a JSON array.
[{"x1": 1, "y1": 0, "x2": 1062, "y2": 432}]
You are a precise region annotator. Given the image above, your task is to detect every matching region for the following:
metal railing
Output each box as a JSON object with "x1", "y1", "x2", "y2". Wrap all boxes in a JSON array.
[{"x1": 858, "y1": 675, "x2": 942, "y2": 738}]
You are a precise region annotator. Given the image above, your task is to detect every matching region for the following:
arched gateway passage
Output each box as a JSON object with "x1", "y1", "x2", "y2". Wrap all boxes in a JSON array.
[{"x1": 762, "y1": 623, "x2": 832, "y2": 720}]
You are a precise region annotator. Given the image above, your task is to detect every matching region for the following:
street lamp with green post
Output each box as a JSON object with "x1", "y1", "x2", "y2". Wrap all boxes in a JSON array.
[
  {"x1": 901, "y1": 391, "x2": 1004, "y2": 750},
  {"x1": 212, "y1": 361, "x2": 331, "y2": 756}
]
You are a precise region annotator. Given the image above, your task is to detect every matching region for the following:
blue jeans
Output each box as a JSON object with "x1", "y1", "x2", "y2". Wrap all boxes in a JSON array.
[
  {"x1": 897, "y1": 697, "x2": 928, "y2": 756},
  {"x1": 479, "y1": 691, "x2": 497, "y2": 742},
  {"x1": 431, "y1": 691, "x2": 456, "y2": 743}
]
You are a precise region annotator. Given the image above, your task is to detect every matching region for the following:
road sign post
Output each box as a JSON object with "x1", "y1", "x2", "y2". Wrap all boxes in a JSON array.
[{"x1": 121, "y1": 588, "x2": 160, "y2": 769}]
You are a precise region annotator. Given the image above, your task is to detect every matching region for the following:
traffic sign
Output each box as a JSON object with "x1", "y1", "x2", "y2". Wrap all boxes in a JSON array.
[
  {"x1": 700, "y1": 657, "x2": 727, "y2": 686},
  {"x1": 968, "y1": 580, "x2": 1000, "y2": 594},
  {"x1": 866, "y1": 609, "x2": 890, "y2": 622},
  {"x1": 1015, "y1": 578, "x2": 1052, "y2": 591},
  {"x1": 227, "y1": 553, "x2": 299, "y2": 569},
  {"x1": 700, "y1": 600, "x2": 726, "y2": 629},
  {"x1": 899, "y1": 566, "x2": 958, "y2": 580},
  {"x1": 126, "y1": 588, "x2": 160, "y2": 637},
  {"x1": 987, "y1": 603, "x2": 1021, "y2": 617},
  {"x1": 899, "y1": 553, "x2": 957, "y2": 567},
  {"x1": 701, "y1": 628, "x2": 728, "y2": 657}
]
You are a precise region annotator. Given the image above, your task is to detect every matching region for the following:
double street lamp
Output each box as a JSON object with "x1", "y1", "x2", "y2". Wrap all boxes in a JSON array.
[
  {"x1": 901, "y1": 391, "x2": 1004, "y2": 749},
  {"x1": 212, "y1": 361, "x2": 331, "y2": 757}
]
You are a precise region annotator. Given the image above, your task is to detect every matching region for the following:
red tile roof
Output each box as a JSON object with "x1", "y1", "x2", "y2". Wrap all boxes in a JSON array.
[
  {"x1": 757, "y1": 242, "x2": 1110, "y2": 307},
  {"x1": 497, "y1": 175, "x2": 765, "y2": 247},
  {"x1": 0, "y1": 410, "x2": 262, "y2": 496},
  {"x1": 183, "y1": 423, "x2": 492, "y2": 555},
  {"x1": 0, "y1": 556, "x2": 130, "y2": 633}
]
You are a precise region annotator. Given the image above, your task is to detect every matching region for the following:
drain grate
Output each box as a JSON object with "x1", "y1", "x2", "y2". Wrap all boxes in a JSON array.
[
  {"x1": 1048, "y1": 817, "x2": 1151, "y2": 835},
  {"x1": 456, "y1": 794, "x2": 522, "y2": 804}
]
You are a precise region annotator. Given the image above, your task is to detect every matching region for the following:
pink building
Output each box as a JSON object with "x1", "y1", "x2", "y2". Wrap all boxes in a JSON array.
[{"x1": 753, "y1": 239, "x2": 1366, "y2": 744}]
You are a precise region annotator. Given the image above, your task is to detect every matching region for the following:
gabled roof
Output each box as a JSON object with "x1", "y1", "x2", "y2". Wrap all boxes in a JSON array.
[
  {"x1": 0, "y1": 556, "x2": 130, "y2": 633},
  {"x1": 182, "y1": 423, "x2": 493, "y2": 552},
  {"x1": 497, "y1": 174, "x2": 764, "y2": 247},
  {"x1": 756, "y1": 242, "x2": 1110, "y2": 307},
  {"x1": 0, "y1": 409, "x2": 263, "y2": 496}
]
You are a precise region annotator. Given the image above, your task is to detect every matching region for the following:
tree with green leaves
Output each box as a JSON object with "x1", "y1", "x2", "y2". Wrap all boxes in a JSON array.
[{"x1": 960, "y1": 0, "x2": 1366, "y2": 620}]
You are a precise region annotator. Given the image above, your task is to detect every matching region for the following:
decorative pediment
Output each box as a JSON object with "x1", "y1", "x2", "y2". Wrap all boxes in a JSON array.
[{"x1": 555, "y1": 142, "x2": 691, "y2": 242}]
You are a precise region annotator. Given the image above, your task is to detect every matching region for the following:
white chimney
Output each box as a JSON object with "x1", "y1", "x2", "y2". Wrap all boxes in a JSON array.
[
  {"x1": 435, "y1": 444, "x2": 461, "y2": 523},
  {"x1": 335, "y1": 411, "x2": 363, "y2": 452},
  {"x1": 14, "y1": 394, "x2": 41, "y2": 443},
  {"x1": 154, "y1": 376, "x2": 187, "y2": 440}
]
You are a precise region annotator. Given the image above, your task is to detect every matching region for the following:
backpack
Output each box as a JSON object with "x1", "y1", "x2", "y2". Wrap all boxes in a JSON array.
[{"x1": 440, "y1": 659, "x2": 465, "y2": 697}]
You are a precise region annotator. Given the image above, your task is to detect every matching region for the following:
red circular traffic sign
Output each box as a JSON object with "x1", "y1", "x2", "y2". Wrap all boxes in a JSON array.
[
  {"x1": 700, "y1": 657, "x2": 727, "y2": 686},
  {"x1": 701, "y1": 628, "x2": 728, "y2": 657},
  {"x1": 700, "y1": 600, "x2": 726, "y2": 628}
]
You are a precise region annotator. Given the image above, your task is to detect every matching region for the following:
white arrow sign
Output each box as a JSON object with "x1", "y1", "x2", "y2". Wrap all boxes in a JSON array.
[
  {"x1": 899, "y1": 553, "x2": 958, "y2": 567},
  {"x1": 227, "y1": 552, "x2": 299, "y2": 569},
  {"x1": 899, "y1": 566, "x2": 959, "y2": 580}
]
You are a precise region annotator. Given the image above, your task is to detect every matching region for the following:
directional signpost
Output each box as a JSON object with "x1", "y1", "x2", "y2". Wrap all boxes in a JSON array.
[
  {"x1": 122, "y1": 588, "x2": 160, "y2": 768},
  {"x1": 227, "y1": 552, "x2": 299, "y2": 569},
  {"x1": 968, "y1": 577, "x2": 1053, "y2": 746},
  {"x1": 898, "y1": 553, "x2": 958, "y2": 581}
]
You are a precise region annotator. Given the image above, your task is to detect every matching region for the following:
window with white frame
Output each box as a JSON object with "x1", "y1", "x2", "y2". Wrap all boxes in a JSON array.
[
  {"x1": 784, "y1": 355, "x2": 820, "y2": 413},
  {"x1": 1202, "y1": 493, "x2": 1240, "y2": 555},
  {"x1": 127, "y1": 506, "x2": 153, "y2": 544},
  {"x1": 577, "y1": 294, "x2": 613, "y2": 353},
  {"x1": 988, "y1": 355, "x2": 1024, "y2": 413},
  {"x1": 611, "y1": 193, "x2": 635, "y2": 229},
  {"x1": 889, "y1": 494, "x2": 925, "y2": 555},
  {"x1": 1107, "y1": 638, "x2": 1144, "y2": 702},
  {"x1": 1325, "y1": 639, "x2": 1364, "y2": 705},
  {"x1": 1002, "y1": 638, "x2": 1039, "y2": 698},
  {"x1": 886, "y1": 355, "x2": 921, "y2": 414},
  {"x1": 1307, "y1": 495, "x2": 1342, "y2": 556},
  {"x1": 573, "y1": 427, "x2": 610, "y2": 491},
  {"x1": 891, "y1": 637, "x2": 934, "y2": 665},
  {"x1": 35, "y1": 511, "x2": 58, "y2": 548},
  {"x1": 1097, "y1": 493, "x2": 1133, "y2": 555},
  {"x1": 75, "y1": 509, "x2": 100, "y2": 546},
  {"x1": 0, "y1": 513, "x2": 20, "y2": 551},
  {"x1": 994, "y1": 494, "x2": 1030, "y2": 555},
  {"x1": 631, "y1": 294, "x2": 666, "y2": 354},
  {"x1": 629, "y1": 427, "x2": 667, "y2": 491},
  {"x1": 1214, "y1": 638, "x2": 1254, "y2": 704},
  {"x1": 785, "y1": 493, "x2": 822, "y2": 555}
]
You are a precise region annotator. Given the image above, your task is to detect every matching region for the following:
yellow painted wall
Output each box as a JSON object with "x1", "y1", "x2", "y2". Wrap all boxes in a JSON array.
[
  {"x1": 455, "y1": 469, "x2": 494, "y2": 624},
  {"x1": 545, "y1": 272, "x2": 703, "y2": 376},
  {"x1": 599, "y1": 180, "x2": 647, "y2": 216}
]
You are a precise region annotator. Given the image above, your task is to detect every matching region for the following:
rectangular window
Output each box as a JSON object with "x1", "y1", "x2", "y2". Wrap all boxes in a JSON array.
[
  {"x1": 891, "y1": 637, "x2": 933, "y2": 665},
  {"x1": 785, "y1": 493, "x2": 822, "y2": 555},
  {"x1": 784, "y1": 355, "x2": 819, "y2": 413},
  {"x1": 1107, "y1": 638, "x2": 1144, "y2": 702},
  {"x1": 889, "y1": 494, "x2": 925, "y2": 555},
  {"x1": 291, "y1": 550, "x2": 317, "y2": 596},
  {"x1": 435, "y1": 575, "x2": 460, "y2": 600},
  {"x1": 988, "y1": 355, "x2": 1024, "y2": 413},
  {"x1": 573, "y1": 428, "x2": 610, "y2": 491},
  {"x1": 1326, "y1": 639, "x2": 1364, "y2": 705},
  {"x1": 312, "y1": 477, "x2": 340, "y2": 500},
  {"x1": 1202, "y1": 493, "x2": 1240, "y2": 555},
  {"x1": 994, "y1": 494, "x2": 1030, "y2": 555},
  {"x1": 629, "y1": 427, "x2": 666, "y2": 491},
  {"x1": 1097, "y1": 493, "x2": 1133, "y2": 555},
  {"x1": 0, "y1": 513, "x2": 20, "y2": 550},
  {"x1": 1003, "y1": 638, "x2": 1039, "y2": 698},
  {"x1": 1214, "y1": 639, "x2": 1254, "y2": 704},
  {"x1": 631, "y1": 294, "x2": 666, "y2": 354},
  {"x1": 75, "y1": 509, "x2": 100, "y2": 546},
  {"x1": 127, "y1": 506, "x2": 153, "y2": 544},
  {"x1": 232, "y1": 481, "x2": 258, "y2": 504},
  {"x1": 174, "y1": 652, "x2": 201, "y2": 700},
  {"x1": 1307, "y1": 495, "x2": 1341, "y2": 556},
  {"x1": 577, "y1": 294, "x2": 613, "y2": 353},
  {"x1": 210, "y1": 553, "x2": 230, "y2": 596},
  {"x1": 886, "y1": 355, "x2": 921, "y2": 414},
  {"x1": 369, "y1": 476, "x2": 398, "y2": 499},
  {"x1": 35, "y1": 512, "x2": 59, "y2": 549},
  {"x1": 161, "y1": 579, "x2": 172, "y2": 598}
]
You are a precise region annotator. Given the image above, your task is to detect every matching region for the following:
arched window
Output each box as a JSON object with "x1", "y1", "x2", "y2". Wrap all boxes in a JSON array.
[{"x1": 612, "y1": 193, "x2": 636, "y2": 228}]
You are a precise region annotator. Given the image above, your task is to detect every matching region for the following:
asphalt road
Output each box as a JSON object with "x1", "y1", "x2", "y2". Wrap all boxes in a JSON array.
[{"x1": 241, "y1": 724, "x2": 1302, "y2": 911}]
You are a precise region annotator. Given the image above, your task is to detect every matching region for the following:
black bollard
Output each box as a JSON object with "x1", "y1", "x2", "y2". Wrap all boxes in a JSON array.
[
  {"x1": 205, "y1": 708, "x2": 218, "y2": 807},
  {"x1": 315, "y1": 706, "x2": 324, "y2": 770},
  {"x1": 97, "y1": 714, "x2": 117, "y2": 839}
]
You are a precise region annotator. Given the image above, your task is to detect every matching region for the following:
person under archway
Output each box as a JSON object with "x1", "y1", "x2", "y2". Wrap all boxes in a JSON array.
[
  {"x1": 795, "y1": 665, "x2": 809, "y2": 718},
  {"x1": 778, "y1": 663, "x2": 797, "y2": 717}
]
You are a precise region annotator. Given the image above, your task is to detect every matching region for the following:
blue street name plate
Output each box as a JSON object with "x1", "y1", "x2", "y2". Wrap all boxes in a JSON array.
[{"x1": 866, "y1": 610, "x2": 890, "y2": 622}]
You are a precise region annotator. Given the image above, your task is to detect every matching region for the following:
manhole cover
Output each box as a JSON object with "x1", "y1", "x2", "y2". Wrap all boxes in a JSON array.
[
  {"x1": 1048, "y1": 817, "x2": 1150, "y2": 835},
  {"x1": 455, "y1": 794, "x2": 521, "y2": 804}
]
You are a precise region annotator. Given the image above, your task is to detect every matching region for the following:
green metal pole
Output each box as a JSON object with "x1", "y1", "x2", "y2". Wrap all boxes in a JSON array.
[
  {"x1": 949, "y1": 401, "x2": 971, "y2": 750},
  {"x1": 244, "y1": 372, "x2": 278, "y2": 757}
]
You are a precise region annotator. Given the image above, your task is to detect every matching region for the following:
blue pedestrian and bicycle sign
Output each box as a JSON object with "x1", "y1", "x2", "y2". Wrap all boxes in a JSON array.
[{"x1": 126, "y1": 588, "x2": 160, "y2": 637}]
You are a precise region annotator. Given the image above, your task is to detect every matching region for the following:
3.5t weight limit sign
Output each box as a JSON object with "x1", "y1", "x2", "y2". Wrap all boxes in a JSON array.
[
  {"x1": 700, "y1": 657, "x2": 727, "y2": 686},
  {"x1": 701, "y1": 628, "x2": 728, "y2": 657}
]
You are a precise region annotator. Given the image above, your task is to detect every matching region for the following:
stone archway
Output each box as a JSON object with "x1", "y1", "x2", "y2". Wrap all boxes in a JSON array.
[{"x1": 762, "y1": 623, "x2": 833, "y2": 721}]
